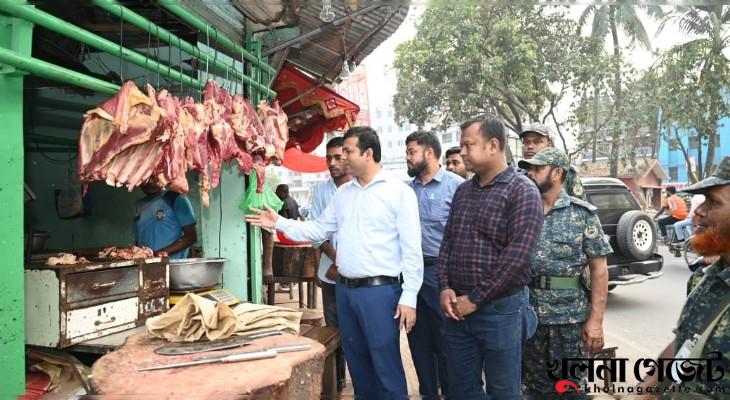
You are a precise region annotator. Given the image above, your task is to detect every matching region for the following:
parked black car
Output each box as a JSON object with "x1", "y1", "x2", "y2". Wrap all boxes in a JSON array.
[{"x1": 582, "y1": 177, "x2": 663, "y2": 290}]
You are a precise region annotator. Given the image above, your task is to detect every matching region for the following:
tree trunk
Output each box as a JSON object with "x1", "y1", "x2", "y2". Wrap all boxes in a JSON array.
[
  {"x1": 608, "y1": 6, "x2": 623, "y2": 178},
  {"x1": 592, "y1": 86, "x2": 599, "y2": 162},
  {"x1": 696, "y1": 131, "x2": 704, "y2": 182},
  {"x1": 703, "y1": 98, "x2": 719, "y2": 178}
]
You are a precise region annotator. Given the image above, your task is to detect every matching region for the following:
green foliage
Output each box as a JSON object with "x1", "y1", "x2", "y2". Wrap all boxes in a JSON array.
[
  {"x1": 654, "y1": 5, "x2": 730, "y2": 180},
  {"x1": 393, "y1": 4, "x2": 603, "y2": 136}
]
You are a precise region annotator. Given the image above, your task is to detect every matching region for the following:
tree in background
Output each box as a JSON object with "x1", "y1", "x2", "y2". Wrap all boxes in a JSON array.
[
  {"x1": 393, "y1": 3, "x2": 603, "y2": 157},
  {"x1": 656, "y1": 5, "x2": 730, "y2": 180},
  {"x1": 577, "y1": 3, "x2": 663, "y2": 176}
]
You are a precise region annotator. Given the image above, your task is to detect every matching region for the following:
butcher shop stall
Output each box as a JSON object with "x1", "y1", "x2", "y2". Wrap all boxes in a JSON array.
[{"x1": 0, "y1": 0, "x2": 409, "y2": 398}]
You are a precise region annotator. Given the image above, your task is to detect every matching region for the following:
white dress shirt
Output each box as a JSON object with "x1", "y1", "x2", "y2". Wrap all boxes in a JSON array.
[
  {"x1": 310, "y1": 178, "x2": 338, "y2": 284},
  {"x1": 275, "y1": 168, "x2": 423, "y2": 308}
]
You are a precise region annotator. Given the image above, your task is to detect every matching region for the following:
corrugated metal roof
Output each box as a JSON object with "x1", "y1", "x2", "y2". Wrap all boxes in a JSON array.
[{"x1": 232, "y1": 1, "x2": 410, "y2": 81}]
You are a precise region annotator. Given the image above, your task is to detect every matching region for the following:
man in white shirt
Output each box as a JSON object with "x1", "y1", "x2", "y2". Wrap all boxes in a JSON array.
[
  {"x1": 246, "y1": 126, "x2": 423, "y2": 399},
  {"x1": 310, "y1": 136, "x2": 350, "y2": 390}
]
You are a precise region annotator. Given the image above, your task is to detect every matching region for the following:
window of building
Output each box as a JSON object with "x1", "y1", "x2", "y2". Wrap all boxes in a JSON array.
[
  {"x1": 669, "y1": 166, "x2": 678, "y2": 180},
  {"x1": 387, "y1": 126, "x2": 393, "y2": 133},
  {"x1": 443, "y1": 133, "x2": 453, "y2": 143},
  {"x1": 376, "y1": 109, "x2": 382, "y2": 119},
  {"x1": 689, "y1": 136, "x2": 699, "y2": 149},
  {"x1": 388, "y1": 110, "x2": 393, "y2": 118}
]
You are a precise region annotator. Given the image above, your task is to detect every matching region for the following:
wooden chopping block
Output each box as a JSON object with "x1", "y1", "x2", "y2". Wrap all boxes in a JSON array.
[
  {"x1": 272, "y1": 245, "x2": 320, "y2": 278},
  {"x1": 90, "y1": 333, "x2": 325, "y2": 399}
]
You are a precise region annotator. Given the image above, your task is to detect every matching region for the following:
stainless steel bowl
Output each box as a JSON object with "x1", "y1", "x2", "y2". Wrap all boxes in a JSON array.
[{"x1": 169, "y1": 258, "x2": 228, "y2": 291}]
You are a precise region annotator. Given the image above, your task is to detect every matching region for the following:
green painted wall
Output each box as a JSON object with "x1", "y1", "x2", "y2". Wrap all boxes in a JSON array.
[
  {"x1": 0, "y1": 7, "x2": 32, "y2": 397},
  {"x1": 200, "y1": 164, "x2": 251, "y2": 301}
]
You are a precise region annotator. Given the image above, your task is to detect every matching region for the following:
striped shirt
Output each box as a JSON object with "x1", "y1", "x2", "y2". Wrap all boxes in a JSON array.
[{"x1": 436, "y1": 165, "x2": 544, "y2": 305}]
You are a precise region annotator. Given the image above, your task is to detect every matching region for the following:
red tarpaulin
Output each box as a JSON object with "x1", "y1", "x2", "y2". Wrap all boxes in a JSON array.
[
  {"x1": 274, "y1": 62, "x2": 360, "y2": 157},
  {"x1": 281, "y1": 146, "x2": 327, "y2": 173}
]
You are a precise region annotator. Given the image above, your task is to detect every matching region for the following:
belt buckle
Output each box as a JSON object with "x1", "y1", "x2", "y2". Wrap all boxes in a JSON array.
[{"x1": 538, "y1": 276, "x2": 551, "y2": 290}]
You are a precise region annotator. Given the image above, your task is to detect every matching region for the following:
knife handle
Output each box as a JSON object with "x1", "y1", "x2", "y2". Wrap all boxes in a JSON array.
[
  {"x1": 270, "y1": 344, "x2": 312, "y2": 353},
  {"x1": 222, "y1": 349, "x2": 277, "y2": 363}
]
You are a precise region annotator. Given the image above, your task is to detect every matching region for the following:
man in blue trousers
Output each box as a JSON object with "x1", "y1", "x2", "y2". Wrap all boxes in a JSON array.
[
  {"x1": 246, "y1": 126, "x2": 423, "y2": 400},
  {"x1": 437, "y1": 115, "x2": 542, "y2": 399},
  {"x1": 405, "y1": 130, "x2": 463, "y2": 398}
]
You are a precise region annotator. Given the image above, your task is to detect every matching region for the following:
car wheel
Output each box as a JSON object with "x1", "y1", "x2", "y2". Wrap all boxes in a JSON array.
[{"x1": 616, "y1": 210, "x2": 656, "y2": 261}]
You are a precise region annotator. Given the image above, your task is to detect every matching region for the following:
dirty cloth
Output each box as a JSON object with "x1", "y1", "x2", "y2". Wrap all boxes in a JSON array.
[{"x1": 145, "y1": 293, "x2": 302, "y2": 342}]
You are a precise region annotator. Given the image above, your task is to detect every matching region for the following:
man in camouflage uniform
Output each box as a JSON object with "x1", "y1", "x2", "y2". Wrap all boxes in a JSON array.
[
  {"x1": 519, "y1": 123, "x2": 586, "y2": 200},
  {"x1": 518, "y1": 148, "x2": 612, "y2": 396},
  {"x1": 637, "y1": 156, "x2": 730, "y2": 399}
]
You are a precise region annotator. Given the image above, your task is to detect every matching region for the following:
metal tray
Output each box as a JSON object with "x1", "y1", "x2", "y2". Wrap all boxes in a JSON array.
[{"x1": 169, "y1": 258, "x2": 228, "y2": 291}]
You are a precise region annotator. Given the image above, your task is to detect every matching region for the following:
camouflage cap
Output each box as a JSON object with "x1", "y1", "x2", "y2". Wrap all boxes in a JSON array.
[
  {"x1": 681, "y1": 156, "x2": 730, "y2": 194},
  {"x1": 519, "y1": 122, "x2": 551, "y2": 138},
  {"x1": 518, "y1": 147, "x2": 570, "y2": 171}
]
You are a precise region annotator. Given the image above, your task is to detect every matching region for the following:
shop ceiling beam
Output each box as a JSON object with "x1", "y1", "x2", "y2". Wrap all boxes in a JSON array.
[
  {"x1": 261, "y1": 2, "x2": 386, "y2": 57},
  {"x1": 92, "y1": 1, "x2": 275, "y2": 98},
  {"x1": 157, "y1": 1, "x2": 276, "y2": 76},
  {"x1": 0, "y1": 46, "x2": 120, "y2": 95},
  {"x1": 0, "y1": 0, "x2": 203, "y2": 90}
]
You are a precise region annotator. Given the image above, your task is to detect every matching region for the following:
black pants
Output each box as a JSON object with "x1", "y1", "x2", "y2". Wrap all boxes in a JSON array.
[
  {"x1": 658, "y1": 215, "x2": 680, "y2": 238},
  {"x1": 321, "y1": 281, "x2": 347, "y2": 389}
]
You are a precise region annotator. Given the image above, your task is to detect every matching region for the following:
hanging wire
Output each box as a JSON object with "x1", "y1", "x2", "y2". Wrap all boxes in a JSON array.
[
  {"x1": 119, "y1": 7, "x2": 124, "y2": 82},
  {"x1": 213, "y1": 28, "x2": 220, "y2": 86},
  {"x1": 241, "y1": 50, "x2": 246, "y2": 99},
  {"x1": 205, "y1": 25, "x2": 210, "y2": 83},
  {"x1": 155, "y1": 26, "x2": 161, "y2": 88},
  {"x1": 168, "y1": 38, "x2": 172, "y2": 89},
  {"x1": 145, "y1": 20, "x2": 152, "y2": 85},
  {"x1": 218, "y1": 177, "x2": 223, "y2": 259},
  {"x1": 178, "y1": 37, "x2": 184, "y2": 95}
]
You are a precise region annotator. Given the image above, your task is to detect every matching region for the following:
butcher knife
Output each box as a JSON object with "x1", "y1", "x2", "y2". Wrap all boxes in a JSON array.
[
  {"x1": 137, "y1": 343, "x2": 312, "y2": 371},
  {"x1": 154, "y1": 330, "x2": 283, "y2": 356}
]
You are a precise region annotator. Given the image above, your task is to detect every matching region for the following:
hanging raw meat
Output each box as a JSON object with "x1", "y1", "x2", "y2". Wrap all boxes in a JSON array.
[
  {"x1": 180, "y1": 96, "x2": 211, "y2": 207},
  {"x1": 77, "y1": 79, "x2": 278, "y2": 206},
  {"x1": 78, "y1": 80, "x2": 161, "y2": 188},
  {"x1": 155, "y1": 89, "x2": 189, "y2": 194},
  {"x1": 203, "y1": 80, "x2": 236, "y2": 188},
  {"x1": 257, "y1": 100, "x2": 288, "y2": 163}
]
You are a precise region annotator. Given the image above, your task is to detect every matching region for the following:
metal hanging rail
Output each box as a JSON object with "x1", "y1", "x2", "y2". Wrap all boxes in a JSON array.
[
  {"x1": 0, "y1": 46, "x2": 120, "y2": 94},
  {"x1": 0, "y1": 0, "x2": 203, "y2": 90},
  {"x1": 157, "y1": 1, "x2": 276, "y2": 76},
  {"x1": 92, "y1": 0, "x2": 275, "y2": 98}
]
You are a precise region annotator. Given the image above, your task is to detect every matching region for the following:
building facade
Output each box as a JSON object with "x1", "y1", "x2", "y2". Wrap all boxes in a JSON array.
[{"x1": 657, "y1": 116, "x2": 730, "y2": 186}]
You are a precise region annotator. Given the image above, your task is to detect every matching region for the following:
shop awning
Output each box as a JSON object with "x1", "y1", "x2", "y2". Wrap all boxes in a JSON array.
[
  {"x1": 281, "y1": 147, "x2": 327, "y2": 173},
  {"x1": 274, "y1": 62, "x2": 360, "y2": 154}
]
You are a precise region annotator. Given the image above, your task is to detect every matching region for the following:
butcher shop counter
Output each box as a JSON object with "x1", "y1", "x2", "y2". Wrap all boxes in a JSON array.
[{"x1": 24, "y1": 256, "x2": 169, "y2": 348}]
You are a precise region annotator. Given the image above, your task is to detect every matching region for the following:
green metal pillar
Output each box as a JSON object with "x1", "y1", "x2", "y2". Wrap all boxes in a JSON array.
[
  {"x1": 0, "y1": 1, "x2": 32, "y2": 396},
  {"x1": 200, "y1": 165, "x2": 250, "y2": 302}
]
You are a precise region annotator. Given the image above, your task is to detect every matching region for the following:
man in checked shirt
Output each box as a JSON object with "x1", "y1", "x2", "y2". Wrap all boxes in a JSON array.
[{"x1": 437, "y1": 114, "x2": 543, "y2": 399}]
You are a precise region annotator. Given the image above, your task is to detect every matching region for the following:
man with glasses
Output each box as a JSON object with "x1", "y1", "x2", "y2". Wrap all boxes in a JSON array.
[{"x1": 519, "y1": 123, "x2": 586, "y2": 200}]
